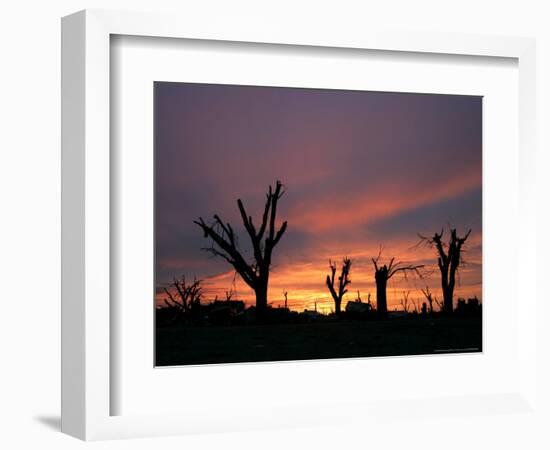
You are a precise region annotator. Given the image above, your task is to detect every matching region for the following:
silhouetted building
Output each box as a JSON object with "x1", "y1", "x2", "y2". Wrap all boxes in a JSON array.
[
  {"x1": 302, "y1": 309, "x2": 323, "y2": 320},
  {"x1": 203, "y1": 300, "x2": 245, "y2": 324},
  {"x1": 345, "y1": 301, "x2": 372, "y2": 314},
  {"x1": 455, "y1": 297, "x2": 482, "y2": 317}
]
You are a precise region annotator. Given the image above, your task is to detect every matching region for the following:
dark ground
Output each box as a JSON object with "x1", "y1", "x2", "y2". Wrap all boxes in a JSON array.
[{"x1": 155, "y1": 316, "x2": 482, "y2": 366}]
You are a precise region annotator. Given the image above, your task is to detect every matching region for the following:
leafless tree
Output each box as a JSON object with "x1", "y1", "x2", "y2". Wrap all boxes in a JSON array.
[
  {"x1": 372, "y1": 249, "x2": 424, "y2": 317},
  {"x1": 419, "y1": 228, "x2": 471, "y2": 314},
  {"x1": 420, "y1": 286, "x2": 436, "y2": 314},
  {"x1": 194, "y1": 181, "x2": 288, "y2": 317},
  {"x1": 326, "y1": 258, "x2": 352, "y2": 316},
  {"x1": 410, "y1": 297, "x2": 419, "y2": 314},
  {"x1": 163, "y1": 276, "x2": 202, "y2": 317}
]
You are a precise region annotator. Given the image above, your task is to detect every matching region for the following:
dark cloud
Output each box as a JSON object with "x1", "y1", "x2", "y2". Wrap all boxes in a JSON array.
[{"x1": 365, "y1": 188, "x2": 482, "y2": 240}]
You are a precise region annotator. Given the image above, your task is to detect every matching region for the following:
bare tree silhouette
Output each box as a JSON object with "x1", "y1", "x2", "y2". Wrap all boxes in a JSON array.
[
  {"x1": 400, "y1": 290, "x2": 410, "y2": 313},
  {"x1": 420, "y1": 228, "x2": 471, "y2": 314},
  {"x1": 372, "y1": 250, "x2": 424, "y2": 317},
  {"x1": 420, "y1": 286, "x2": 437, "y2": 314},
  {"x1": 163, "y1": 276, "x2": 202, "y2": 317},
  {"x1": 326, "y1": 258, "x2": 352, "y2": 316},
  {"x1": 410, "y1": 297, "x2": 419, "y2": 314},
  {"x1": 194, "y1": 181, "x2": 288, "y2": 318}
]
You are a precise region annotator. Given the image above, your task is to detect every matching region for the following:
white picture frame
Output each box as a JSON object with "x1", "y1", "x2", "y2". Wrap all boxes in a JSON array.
[{"x1": 61, "y1": 9, "x2": 537, "y2": 441}]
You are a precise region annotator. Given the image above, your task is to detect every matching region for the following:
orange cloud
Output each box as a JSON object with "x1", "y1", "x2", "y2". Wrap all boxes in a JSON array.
[
  {"x1": 287, "y1": 166, "x2": 481, "y2": 233},
  {"x1": 156, "y1": 231, "x2": 482, "y2": 314}
]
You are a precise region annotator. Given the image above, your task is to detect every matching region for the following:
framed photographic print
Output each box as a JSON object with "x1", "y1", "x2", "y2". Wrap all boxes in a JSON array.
[{"x1": 62, "y1": 9, "x2": 538, "y2": 441}]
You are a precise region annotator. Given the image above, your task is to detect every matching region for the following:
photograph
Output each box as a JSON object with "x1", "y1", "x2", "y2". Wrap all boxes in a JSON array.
[{"x1": 154, "y1": 82, "x2": 483, "y2": 366}]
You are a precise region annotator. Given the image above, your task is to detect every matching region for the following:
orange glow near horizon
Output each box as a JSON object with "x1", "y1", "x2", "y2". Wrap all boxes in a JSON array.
[{"x1": 156, "y1": 231, "x2": 482, "y2": 314}]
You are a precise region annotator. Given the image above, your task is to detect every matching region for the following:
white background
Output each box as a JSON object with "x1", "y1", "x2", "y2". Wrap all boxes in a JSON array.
[
  {"x1": 112, "y1": 36, "x2": 519, "y2": 417},
  {"x1": 1, "y1": 1, "x2": 549, "y2": 449}
]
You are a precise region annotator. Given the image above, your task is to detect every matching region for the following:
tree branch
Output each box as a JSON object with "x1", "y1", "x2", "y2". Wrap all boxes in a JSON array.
[
  {"x1": 194, "y1": 218, "x2": 257, "y2": 287},
  {"x1": 388, "y1": 264, "x2": 425, "y2": 279},
  {"x1": 272, "y1": 221, "x2": 288, "y2": 246}
]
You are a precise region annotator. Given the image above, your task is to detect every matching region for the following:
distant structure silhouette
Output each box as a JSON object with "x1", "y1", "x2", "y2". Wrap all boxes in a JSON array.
[
  {"x1": 345, "y1": 290, "x2": 374, "y2": 318},
  {"x1": 455, "y1": 296, "x2": 482, "y2": 317}
]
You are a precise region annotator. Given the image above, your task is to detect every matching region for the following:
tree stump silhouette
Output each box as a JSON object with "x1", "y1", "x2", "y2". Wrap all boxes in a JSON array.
[{"x1": 372, "y1": 251, "x2": 424, "y2": 318}]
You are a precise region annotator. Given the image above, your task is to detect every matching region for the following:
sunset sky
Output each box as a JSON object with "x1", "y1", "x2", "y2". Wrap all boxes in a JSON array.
[{"x1": 155, "y1": 82, "x2": 482, "y2": 314}]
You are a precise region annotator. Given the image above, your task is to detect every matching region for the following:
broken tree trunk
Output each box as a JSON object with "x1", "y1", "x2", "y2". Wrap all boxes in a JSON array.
[{"x1": 372, "y1": 253, "x2": 424, "y2": 318}]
